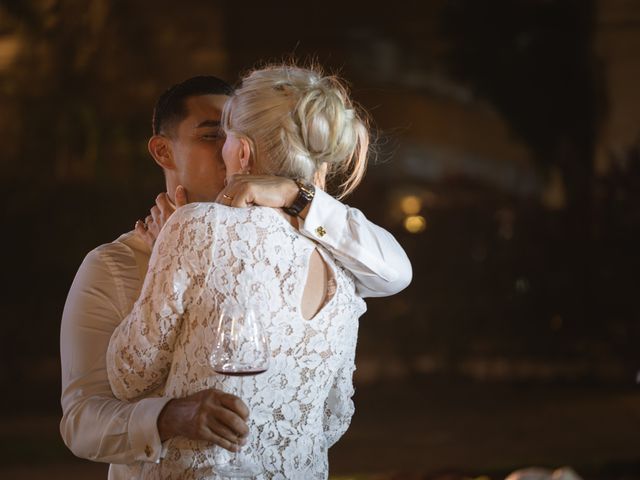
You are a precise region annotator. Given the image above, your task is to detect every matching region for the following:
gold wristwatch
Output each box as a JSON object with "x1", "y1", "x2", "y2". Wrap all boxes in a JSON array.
[{"x1": 283, "y1": 179, "x2": 315, "y2": 217}]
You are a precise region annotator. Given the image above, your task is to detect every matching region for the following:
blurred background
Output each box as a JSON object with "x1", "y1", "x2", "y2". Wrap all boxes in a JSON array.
[{"x1": 1, "y1": 0, "x2": 639, "y2": 478}]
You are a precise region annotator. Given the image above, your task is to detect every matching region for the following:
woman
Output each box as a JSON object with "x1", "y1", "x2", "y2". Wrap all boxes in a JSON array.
[{"x1": 107, "y1": 64, "x2": 371, "y2": 479}]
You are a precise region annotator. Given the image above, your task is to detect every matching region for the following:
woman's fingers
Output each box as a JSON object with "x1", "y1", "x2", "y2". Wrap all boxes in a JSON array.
[
  {"x1": 216, "y1": 175, "x2": 297, "y2": 209},
  {"x1": 155, "y1": 193, "x2": 173, "y2": 217},
  {"x1": 134, "y1": 219, "x2": 154, "y2": 249},
  {"x1": 134, "y1": 189, "x2": 189, "y2": 249},
  {"x1": 174, "y1": 185, "x2": 188, "y2": 208},
  {"x1": 150, "y1": 205, "x2": 161, "y2": 226},
  {"x1": 134, "y1": 219, "x2": 146, "y2": 235},
  {"x1": 216, "y1": 186, "x2": 233, "y2": 205},
  {"x1": 145, "y1": 214, "x2": 156, "y2": 233},
  {"x1": 216, "y1": 180, "x2": 254, "y2": 208}
]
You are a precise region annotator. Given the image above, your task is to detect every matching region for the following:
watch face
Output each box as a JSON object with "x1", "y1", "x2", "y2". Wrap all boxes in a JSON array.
[
  {"x1": 300, "y1": 186, "x2": 313, "y2": 198},
  {"x1": 298, "y1": 181, "x2": 315, "y2": 198},
  {"x1": 284, "y1": 180, "x2": 315, "y2": 216}
]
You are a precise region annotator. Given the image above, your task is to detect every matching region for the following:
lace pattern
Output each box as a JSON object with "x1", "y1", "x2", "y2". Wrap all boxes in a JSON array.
[{"x1": 107, "y1": 203, "x2": 366, "y2": 479}]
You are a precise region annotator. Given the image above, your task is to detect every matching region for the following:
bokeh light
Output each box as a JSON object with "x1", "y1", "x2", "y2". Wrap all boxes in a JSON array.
[
  {"x1": 400, "y1": 195, "x2": 422, "y2": 215},
  {"x1": 404, "y1": 215, "x2": 427, "y2": 233}
]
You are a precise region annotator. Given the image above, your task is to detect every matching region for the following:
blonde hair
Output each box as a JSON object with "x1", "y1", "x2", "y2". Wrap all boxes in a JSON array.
[{"x1": 222, "y1": 64, "x2": 369, "y2": 199}]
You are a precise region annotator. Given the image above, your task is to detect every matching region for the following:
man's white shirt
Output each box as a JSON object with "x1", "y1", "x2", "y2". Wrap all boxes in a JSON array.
[{"x1": 59, "y1": 189, "x2": 412, "y2": 479}]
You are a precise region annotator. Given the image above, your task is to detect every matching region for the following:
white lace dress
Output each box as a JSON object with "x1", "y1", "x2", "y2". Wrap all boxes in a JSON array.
[{"x1": 106, "y1": 203, "x2": 366, "y2": 480}]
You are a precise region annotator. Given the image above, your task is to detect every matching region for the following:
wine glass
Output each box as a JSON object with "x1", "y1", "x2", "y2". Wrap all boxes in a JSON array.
[{"x1": 210, "y1": 302, "x2": 270, "y2": 477}]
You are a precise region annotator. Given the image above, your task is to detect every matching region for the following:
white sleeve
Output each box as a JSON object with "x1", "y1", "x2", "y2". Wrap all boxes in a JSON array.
[
  {"x1": 106, "y1": 207, "x2": 201, "y2": 401},
  {"x1": 300, "y1": 189, "x2": 412, "y2": 298},
  {"x1": 59, "y1": 247, "x2": 171, "y2": 465}
]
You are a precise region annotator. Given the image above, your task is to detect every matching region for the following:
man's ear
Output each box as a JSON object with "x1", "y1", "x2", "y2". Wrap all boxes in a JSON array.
[
  {"x1": 148, "y1": 135, "x2": 175, "y2": 170},
  {"x1": 239, "y1": 137, "x2": 253, "y2": 173}
]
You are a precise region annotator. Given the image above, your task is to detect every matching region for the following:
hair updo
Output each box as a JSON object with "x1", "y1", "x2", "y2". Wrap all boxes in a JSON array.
[{"x1": 222, "y1": 64, "x2": 370, "y2": 198}]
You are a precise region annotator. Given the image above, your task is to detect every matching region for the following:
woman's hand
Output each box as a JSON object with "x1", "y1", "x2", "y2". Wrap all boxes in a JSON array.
[
  {"x1": 216, "y1": 174, "x2": 301, "y2": 213},
  {"x1": 136, "y1": 185, "x2": 188, "y2": 249}
]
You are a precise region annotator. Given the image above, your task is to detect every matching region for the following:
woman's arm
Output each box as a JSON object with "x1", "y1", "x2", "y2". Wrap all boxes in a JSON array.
[
  {"x1": 106, "y1": 205, "x2": 205, "y2": 401},
  {"x1": 300, "y1": 188, "x2": 412, "y2": 298},
  {"x1": 215, "y1": 176, "x2": 412, "y2": 298}
]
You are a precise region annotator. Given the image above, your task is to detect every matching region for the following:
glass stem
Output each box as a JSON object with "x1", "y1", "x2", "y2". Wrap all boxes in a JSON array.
[{"x1": 232, "y1": 374, "x2": 245, "y2": 466}]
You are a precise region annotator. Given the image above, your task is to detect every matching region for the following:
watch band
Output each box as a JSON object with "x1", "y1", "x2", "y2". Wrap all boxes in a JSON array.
[{"x1": 283, "y1": 179, "x2": 315, "y2": 217}]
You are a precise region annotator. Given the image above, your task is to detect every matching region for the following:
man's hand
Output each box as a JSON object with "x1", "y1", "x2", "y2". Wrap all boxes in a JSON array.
[
  {"x1": 136, "y1": 185, "x2": 188, "y2": 248},
  {"x1": 217, "y1": 175, "x2": 307, "y2": 217},
  {"x1": 157, "y1": 388, "x2": 249, "y2": 452}
]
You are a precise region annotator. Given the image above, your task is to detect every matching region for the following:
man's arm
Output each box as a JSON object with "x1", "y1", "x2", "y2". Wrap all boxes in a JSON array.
[
  {"x1": 60, "y1": 247, "x2": 171, "y2": 464},
  {"x1": 217, "y1": 175, "x2": 412, "y2": 298}
]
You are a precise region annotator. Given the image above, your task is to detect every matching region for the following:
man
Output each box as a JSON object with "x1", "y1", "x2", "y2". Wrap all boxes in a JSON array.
[{"x1": 60, "y1": 76, "x2": 411, "y2": 478}]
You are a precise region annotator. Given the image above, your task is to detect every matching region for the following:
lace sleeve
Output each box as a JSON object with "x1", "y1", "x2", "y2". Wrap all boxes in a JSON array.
[
  {"x1": 322, "y1": 353, "x2": 356, "y2": 447},
  {"x1": 106, "y1": 205, "x2": 208, "y2": 401}
]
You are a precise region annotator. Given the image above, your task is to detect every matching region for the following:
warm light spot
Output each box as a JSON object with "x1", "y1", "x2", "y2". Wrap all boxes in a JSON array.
[
  {"x1": 541, "y1": 166, "x2": 567, "y2": 211},
  {"x1": 0, "y1": 35, "x2": 22, "y2": 71},
  {"x1": 515, "y1": 277, "x2": 530, "y2": 293},
  {"x1": 551, "y1": 314, "x2": 563, "y2": 331},
  {"x1": 404, "y1": 215, "x2": 426, "y2": 233},
  {"x1": 400, "y1": 195, "x2": 422, "y2": 215}
]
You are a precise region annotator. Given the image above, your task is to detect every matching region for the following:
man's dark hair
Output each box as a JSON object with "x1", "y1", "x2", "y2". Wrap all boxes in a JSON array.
[{"x1": 152, "y1": 75, "x2": 234, "y2": 136}]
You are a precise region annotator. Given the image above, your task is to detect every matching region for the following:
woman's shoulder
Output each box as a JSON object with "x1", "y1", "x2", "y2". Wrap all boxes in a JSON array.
[
  {"x1": 156, "y1": 203, "x2": 228, "y2": 240},
  {"x1": 174, "y1": 203, "x2": 271, "y2": 219},
  {"x1": 168, "y1": 202, "x2": 237, "y2": 225},
  {"x1": 213, "y1": 205, "x2": 297, "y2": 229},
  {"x1": 174, "y1": 202, "x2": 220, "y2": 217},
  {"x1": 170, "y1": 204, "x2": 303, "y2": 240}
]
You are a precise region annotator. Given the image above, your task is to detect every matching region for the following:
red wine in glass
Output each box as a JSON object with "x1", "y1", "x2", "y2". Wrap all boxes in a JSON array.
[
  {"x1": 210, "y1": 305, "x2": 270, "y2": 478},
  {"x1": 214, "y1": 368, "x2": 268, "y2": 377}
]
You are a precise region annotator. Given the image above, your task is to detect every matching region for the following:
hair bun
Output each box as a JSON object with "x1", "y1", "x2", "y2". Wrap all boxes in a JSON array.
[
  {"x1": 223, "y1": 64, "x2": 370, "y2": 198},
  {"x1": 294, "y1": 80, "x2": 356, "y2": 164}
]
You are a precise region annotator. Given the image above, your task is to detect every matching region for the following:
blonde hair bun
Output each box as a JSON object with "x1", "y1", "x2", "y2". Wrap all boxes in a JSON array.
[{"x1": 223, "y1": 64, "x2": 369, "y2": 198}]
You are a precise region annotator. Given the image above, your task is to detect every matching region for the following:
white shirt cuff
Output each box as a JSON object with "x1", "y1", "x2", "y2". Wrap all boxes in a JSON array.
[
  {"x1": 300, "y1": 189, "x2": 349, "y2": 250},
  {"x1": 128, "y1": 396, "x2": 172, "y2": 463}
]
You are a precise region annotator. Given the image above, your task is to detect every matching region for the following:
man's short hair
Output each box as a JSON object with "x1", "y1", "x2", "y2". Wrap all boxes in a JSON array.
[{"x1": 152, "y1": 76, "x2": 234, "y2": 136}]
